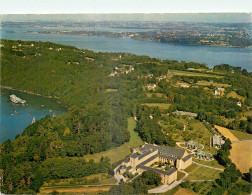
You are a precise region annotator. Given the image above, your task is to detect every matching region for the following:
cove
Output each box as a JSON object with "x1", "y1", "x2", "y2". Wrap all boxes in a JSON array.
[{"x1": 0, "y1": 88, "x2": 66, "y2": 144}]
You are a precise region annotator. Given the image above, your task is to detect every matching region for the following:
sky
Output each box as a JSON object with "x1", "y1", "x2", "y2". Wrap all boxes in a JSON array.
[{"x1": 0, "y1": 0, "x2": 252, "y2": 14}]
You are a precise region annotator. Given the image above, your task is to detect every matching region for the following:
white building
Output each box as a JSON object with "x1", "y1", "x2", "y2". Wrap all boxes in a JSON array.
[
  {"x1": 214, "y1": 90, "x2": 221, "y2": 95},
  {"x1": 147, "y1": 84, "x2": 156, "y2": 90},
  {"x1": 211, "y1": 134, "x2": 225, "y2": 147},
  {"x1": 180, "y1": 84, "x2": 189, "y2": 88}
]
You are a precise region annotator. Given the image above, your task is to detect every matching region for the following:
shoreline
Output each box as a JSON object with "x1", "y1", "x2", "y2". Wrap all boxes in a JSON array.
[
  {"x1": 0, "y1": 86, "x2": 69, "y2": 109},
  {"x1": 131, "y1": 38, "x2": 251, "y2": 48},
  {"x1": 33, "y1": 31, "x2": 251, "y2": 48}
]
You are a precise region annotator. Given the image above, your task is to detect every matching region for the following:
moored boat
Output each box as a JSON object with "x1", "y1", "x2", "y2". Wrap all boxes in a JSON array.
[{"x1": 9, "y1": 94, "x2": 26, "y2": 104}]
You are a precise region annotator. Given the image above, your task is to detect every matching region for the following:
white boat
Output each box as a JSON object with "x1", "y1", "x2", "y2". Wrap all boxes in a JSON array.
[{"x1": 9, "y1": 94, "x2": 26, "y2": 104}]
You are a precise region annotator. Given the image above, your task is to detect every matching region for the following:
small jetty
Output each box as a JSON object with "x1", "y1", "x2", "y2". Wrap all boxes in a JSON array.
[{"x1": 9, "y1": 94, "x2": 26, "y2": 104}]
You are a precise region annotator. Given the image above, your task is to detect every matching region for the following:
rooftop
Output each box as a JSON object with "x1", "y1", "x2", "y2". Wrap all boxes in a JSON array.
[
  {"x1": 137, "y1": 165, "x2": 177, "y2": 176},
  {"x1": 160, "y1": 154, "x2": 177, "y2": 161},
  {"x1": 139, "y1": 144, "x2": 186, "y2": 159},
  {"x1": 131, "y1": 153, "x2": 138, "y2": 159},
  {"x1": 139, "y1": 154, "x2": 159, "y2": 166},
  {"x1": 182, "y1": 154, "x2": 192, "y2": 162},
  {"x1": 126, "y1": 166, "x2": 132, "y2": 171},
  {"x1": 138, "y1": 149, "x2": 157, "y2": 161},
  {"x1": 123, "y1": 157, "x2": 130, "y2": 163},
  {"x1": 159, "y1": 146, "x2": 185, "y2": 159}
]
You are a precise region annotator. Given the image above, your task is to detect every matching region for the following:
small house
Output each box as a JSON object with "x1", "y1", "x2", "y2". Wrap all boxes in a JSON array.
[
  {"x1": 147, "y1": 84, "x2": 156, "y2": 90},
  {"x1": 237, "y1": 101, "x2": 242, "y2": 107},
  {"x1": 214, "y1": 90, "x2": 221, "y2": 95},
  {"x1": 180, "y1": 84, "x2": 189, "y2": 88}
]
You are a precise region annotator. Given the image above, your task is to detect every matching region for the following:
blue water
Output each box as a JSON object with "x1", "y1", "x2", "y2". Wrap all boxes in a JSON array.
[
  {"x1": 1, "y1": 27, "x2": 251, "y2": 71},
  {"x1": 0, "y1": 89, "x2": 65, "y2": 144}
]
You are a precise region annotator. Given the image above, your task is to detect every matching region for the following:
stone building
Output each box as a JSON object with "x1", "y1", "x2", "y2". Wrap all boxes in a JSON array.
[
  {"x1": 119, "y1": 144, "x2": 192, "y2": 185},
  {"x1": 211, "y1": 134, "x2": 225, "y2": 147}
]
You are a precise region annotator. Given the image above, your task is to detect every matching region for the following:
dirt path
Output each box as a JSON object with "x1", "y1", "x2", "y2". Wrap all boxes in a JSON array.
[{"x1": 192, "y1": 161, "x2": 224, "y2": 171}]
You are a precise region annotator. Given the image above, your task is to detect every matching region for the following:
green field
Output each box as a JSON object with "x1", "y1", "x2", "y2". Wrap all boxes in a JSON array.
[
  {"x1": 192, "y1": 158, "x2": 224, "y2": 169},
  {"x1": 230, "y1": 130, "x2": 252, "y2": 140},
  {"x1": 142, "y1": 103, "x2": 171, "y2": 111},
  {"x1": 146, "y1": 93, "x2": 167, "y2": 98},
  {"x1": 197, "y1": 80, "x2": 232, "y2": 87},
  {"x1": 227, "y1": 91, "x2": 246, "y2": 102},
  {"x1": 177, "y1": 171, "x2": 186, "y2": 180},
  {"x1": 243, "y1": 110, "x2": 252, "y2": 117},
  {"x1": 169, "y1": 70, "x2": 224, "y2": 78},
  {"x1": 185, "y1": 164, "x2": 222, "y2": 180},
  {"x1": 43, "y1": 173, "x2": 117, "y2": 187},
  {"x1": 82, "y1": 118, "x2": 144, "y2": 163}
]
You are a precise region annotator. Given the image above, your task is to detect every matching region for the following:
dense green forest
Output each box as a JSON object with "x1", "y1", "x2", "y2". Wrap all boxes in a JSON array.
[{"x1": 0, "y1": 39, "x2": 252, "y2": 194}]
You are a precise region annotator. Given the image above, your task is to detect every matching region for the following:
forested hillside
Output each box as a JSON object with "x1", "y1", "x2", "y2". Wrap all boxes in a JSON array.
[{"x1": 0, "y1": 39, "x2": 251, "y2": 194}]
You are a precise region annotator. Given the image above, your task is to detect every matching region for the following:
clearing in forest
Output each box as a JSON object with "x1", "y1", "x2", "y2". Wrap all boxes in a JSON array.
[
  {"x1": 214, "y1": 125, "x2": 239, "y2": 142},
  {"x1": 141, "y1": 103, "x2": 171, "y2": 111},
  {"x1": 227, "y1": 91, "x2": 246, "y2": 102},
  {"x1": 230, "y1": 141, "x2": 252, "y2": 173},
  {"x1": 106, "y1": 89, "x2": 118, "y2": 93},
  {"x1": 146, "y1": 93, "x2": 166, "y2": 98},
  {"x1": 169, "y1": 70, "x2": 223, "y2": 78},
  {"x1": 197, "y1": 80, "x2": 231, "y2": 88}
]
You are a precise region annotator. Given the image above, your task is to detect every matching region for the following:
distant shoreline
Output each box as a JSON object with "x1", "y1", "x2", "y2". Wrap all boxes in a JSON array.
[{"x1": 34, "y1": 30, "x2": 252, "y2": 48}]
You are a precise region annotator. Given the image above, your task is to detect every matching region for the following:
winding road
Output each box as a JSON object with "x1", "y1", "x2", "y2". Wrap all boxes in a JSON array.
[
  {"x1": 148, "y1": 170, "x2": 189, "y2": 194},
  {"x1": 113, "y1": 165, "x2": 126, "y2": 184}
]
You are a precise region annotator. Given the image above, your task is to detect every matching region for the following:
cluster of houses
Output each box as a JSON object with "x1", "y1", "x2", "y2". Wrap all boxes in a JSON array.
[
  {"x1": 118, "y1": 144, "x2": 192, "y2": 185},
  {"x1": 48, "y1": 47, "x2": 62, "y2": 51},
  {"x1": 10, "y1": 44, "x2": 64, "y2": 58},
  {"x1": 109, "y1": 66, "x2": 134, "y2": 77},
  {"x1": 214, "y1": 87, "x2": 225, "y2": 96}
]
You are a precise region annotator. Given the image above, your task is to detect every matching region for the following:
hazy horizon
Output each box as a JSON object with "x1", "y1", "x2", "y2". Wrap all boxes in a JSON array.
[{"x1": 1, "y1": 13, "x2": 251, "y2": 23}]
